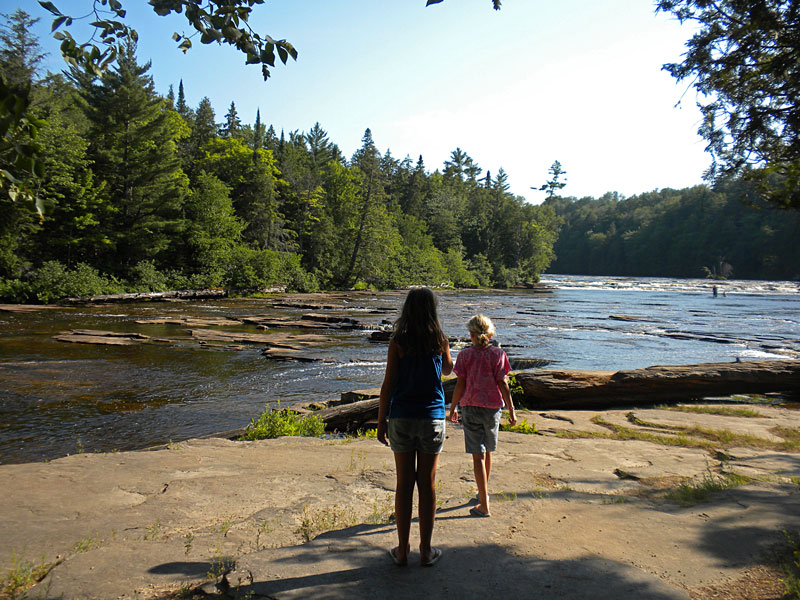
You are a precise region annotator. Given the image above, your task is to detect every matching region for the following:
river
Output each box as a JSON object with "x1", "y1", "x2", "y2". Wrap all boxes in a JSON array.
[{"x1": 1, "y1": 275, "x2": 798, "y2": 464}]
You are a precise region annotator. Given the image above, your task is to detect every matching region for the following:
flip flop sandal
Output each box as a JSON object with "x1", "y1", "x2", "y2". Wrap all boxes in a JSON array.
[
  {"x1": 470, "y1": 506, "x2": 491, "y2": 518},
  {"x1": 389, "y1": 546, "x2": 408, "y2": 566},
  {"x1": 421, "y1": 546, "x2": 442, "y2": 567}
]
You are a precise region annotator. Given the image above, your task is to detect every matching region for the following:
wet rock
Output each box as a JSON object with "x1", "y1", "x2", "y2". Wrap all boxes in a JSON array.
[
  {"x1": 301, "y1": 313, "x2": 359, "y2": 326},
  {"x1": 509, "y1": 358, "x2": 553, "y2": 370},
  {"x1": 0, "y1": 304, "x2": 61, "y2": 313},
  {"x1": 368, "y1": 330, "x2": 392, "y2": 342},
  {"x1": 53, "y1": 329, "x2": 170, "y2": 345},
  {"x1": 135, "y1": 316, "x2": 242, "y2": 327}
]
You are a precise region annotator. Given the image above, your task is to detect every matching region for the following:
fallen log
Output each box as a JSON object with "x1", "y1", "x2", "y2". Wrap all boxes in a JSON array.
[
  {"x1": 319, "y1": 360, "x2": 800, "y2": 431},
  {"x1": 514, "y1": 359, "x2": 800, "y2": 409},
  {"x1": 315, "y1": 397, "x2": 380, "y2": 432}
]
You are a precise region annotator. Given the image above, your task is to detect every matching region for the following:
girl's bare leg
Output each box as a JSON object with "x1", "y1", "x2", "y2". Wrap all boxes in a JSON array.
[
  {"x1": 393, "y1": 451, "x2": 416, "y2": 563},
  {"x1": 416, "y1": 451, "x2": 440, "y2": 561},
  {"x1": 472, "y1": 453, "x2": 490, "y2": 515}
]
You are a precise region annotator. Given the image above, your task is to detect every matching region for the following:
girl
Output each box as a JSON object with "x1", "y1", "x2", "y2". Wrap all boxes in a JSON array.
[
  {"x1": 377, "y1": 287, "x2": 453, "y2": 567},
  {"x1": 448, "y1": 314, "x2": 516, "y2": 517}
]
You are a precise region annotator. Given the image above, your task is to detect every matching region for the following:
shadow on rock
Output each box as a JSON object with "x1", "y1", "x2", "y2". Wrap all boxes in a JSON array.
[
  {"x1": 225, "y1": 528, "x2": 687, "y2": 600},
  {"x1": 148, "y1": 560, "x2": 216, "y2": 577}
]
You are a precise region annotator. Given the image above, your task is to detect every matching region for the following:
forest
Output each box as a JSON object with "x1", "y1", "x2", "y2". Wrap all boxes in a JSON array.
[
  {"x1": 547, "y1": 181, "x2": 800, "y2": 281},
  {"x1": 3, "y1": 8, "x2": 799, "y2": 306},
  {"x1": 0, "y1": 10, "x2": 560, "y2": 303}
]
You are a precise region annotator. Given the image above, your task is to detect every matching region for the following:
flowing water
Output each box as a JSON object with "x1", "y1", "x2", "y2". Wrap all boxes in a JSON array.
[{"x1": 1, "y1": 275, "x2": 798, "y2": 464}]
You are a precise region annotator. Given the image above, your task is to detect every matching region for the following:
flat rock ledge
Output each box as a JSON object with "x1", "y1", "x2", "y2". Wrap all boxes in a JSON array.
[{"x1": 2, "y1": 404, "x2": 798, "y2": 600}]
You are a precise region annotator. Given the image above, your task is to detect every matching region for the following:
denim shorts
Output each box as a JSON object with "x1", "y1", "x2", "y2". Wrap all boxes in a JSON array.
[
  {"x1": 387, "y1": 418, "x2": 446, "y2": 454},
  {"x1": 461, "y1": 405, "x2": 501, "y2": 454}
]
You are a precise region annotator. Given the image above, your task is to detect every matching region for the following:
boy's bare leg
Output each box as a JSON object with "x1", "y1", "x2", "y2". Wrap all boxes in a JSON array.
[
  {"x1": 393, "y1": 451, "x2": 417, "y2": 563},
  {"x1": 472, "y1": 453, "x2": 490, "y2": 515},
  {"x1": 485, "y1": 451, "x2": 492, "y2": 487},
  {"x1": 416, "y1": 451, "x2": 440, "y2": 562}
]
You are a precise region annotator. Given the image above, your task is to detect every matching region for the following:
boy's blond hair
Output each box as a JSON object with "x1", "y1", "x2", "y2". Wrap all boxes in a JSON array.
[{"x1": 467, "y1": 314, "x2": 496, "y2": 348}]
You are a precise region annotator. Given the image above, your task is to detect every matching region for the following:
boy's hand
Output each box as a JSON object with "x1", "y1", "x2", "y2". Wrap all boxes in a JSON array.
[{"x1": 508, "y1": 411, "x2": 517, "y2": 426}]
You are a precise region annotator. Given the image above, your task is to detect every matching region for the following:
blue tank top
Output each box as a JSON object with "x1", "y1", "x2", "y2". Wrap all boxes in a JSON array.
[{"x1": 388, "y1": 353, "x2": 445, "y2": 419}]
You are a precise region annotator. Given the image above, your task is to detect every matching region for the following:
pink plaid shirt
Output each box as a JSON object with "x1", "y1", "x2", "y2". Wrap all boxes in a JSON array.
[{"x1": 453, "y1": 345, "x2": 511, "y2": 409}]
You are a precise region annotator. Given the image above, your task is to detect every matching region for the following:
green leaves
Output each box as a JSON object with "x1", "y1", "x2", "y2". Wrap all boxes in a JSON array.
[{"x1": 657, "y1": 0, "x2": 800, "y2": 211}]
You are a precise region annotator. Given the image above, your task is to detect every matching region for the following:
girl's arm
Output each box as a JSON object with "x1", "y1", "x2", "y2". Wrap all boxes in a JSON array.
[
  {"x1": 498, "y1": 376, "x2": 516, "y2": 426},
  {"x1": 377, "y1": 339, "x2": 399, "y2": 446},
  {"x1": 448, "y1": 377, "x2": 465, "y2": 423},
  {"x1": 441, "y1": 341, "x2": 454, "y2": 376}
]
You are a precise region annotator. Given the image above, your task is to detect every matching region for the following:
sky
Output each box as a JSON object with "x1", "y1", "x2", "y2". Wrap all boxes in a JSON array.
[{"x1": 24, "y1": 0, "x2": 711, "y2": 203}]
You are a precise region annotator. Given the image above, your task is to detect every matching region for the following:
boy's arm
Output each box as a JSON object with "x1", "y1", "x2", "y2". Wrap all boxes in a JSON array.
[
  {"x1": 498, "y1": 376, "x2": 516, "y2": 426},
  {"x1": 448, "y1": 377, "x2": 465, "y2": 423}
]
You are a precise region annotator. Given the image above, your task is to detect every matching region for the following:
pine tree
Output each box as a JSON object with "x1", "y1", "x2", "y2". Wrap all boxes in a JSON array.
[
  {"x1": 251, "y1": 108, "x2": 264, "y2": 150},
  {"x1": 0, "y1": 9, "x2": 45, "y2": 88},
  {"x1": 73, "y1": 40, "x2": 188, "y2": 273},
  {"x1": 176, "y1": 79, "x2": 191, "y2": 119},
  {"x1": 221, "y1": 101, "x2": 242, "y2": 138}
]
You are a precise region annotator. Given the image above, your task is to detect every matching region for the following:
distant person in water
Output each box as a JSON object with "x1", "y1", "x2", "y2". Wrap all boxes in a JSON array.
[
  {"x1": 377, "y1": 287, "x2": 453, "y2": 567},
  {"x1": 449, "y1": 314, "x2": 516, "y2": 517}
]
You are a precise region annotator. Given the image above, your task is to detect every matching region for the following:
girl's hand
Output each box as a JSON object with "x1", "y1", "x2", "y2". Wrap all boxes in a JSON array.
[
  {"x1": 449, "y1": 408, "x2": 459, "y2": 423},
  {"x1": 377, "y1": 421, "x2": 389, "y2": 446}
]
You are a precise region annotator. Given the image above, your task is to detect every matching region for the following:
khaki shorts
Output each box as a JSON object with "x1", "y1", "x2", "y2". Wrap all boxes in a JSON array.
[
  {"x1": 461, "y1": 405, "x2": 501, "y2": 454},
  {"x1": 387, "y1": 418, "x2": 446, "y2": 454}
]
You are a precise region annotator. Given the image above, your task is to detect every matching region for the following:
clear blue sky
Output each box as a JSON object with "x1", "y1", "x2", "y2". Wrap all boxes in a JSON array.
[{"x1": 25, "y1": 0, "x2": 710, "y2": 202}]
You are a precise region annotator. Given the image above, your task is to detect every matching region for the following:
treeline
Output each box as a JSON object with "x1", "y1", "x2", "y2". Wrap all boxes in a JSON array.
[
  {"x1": 0, "y1": 11, "x2": 560, "y2": 303},
  {"x1": 547, "y1": 181, "x2": 800, "y2": 280}
]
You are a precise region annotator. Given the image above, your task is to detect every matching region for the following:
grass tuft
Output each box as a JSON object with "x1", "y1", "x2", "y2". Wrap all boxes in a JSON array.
[
  {"x1": 2, "y1": 552, "x2": 60, "y2": 599},
  {"x1": 658, "y1": 405, "x2": 764, "y2": 418},
  {"x1": 296, "y1": 504, "x2": 357, "y2": 543},
  {"x1": 665, "y1": 468, "x2": 752, "y2": 507},
  {"x1": 782, "y1": 530, "x2": 800, "y2": 598}
]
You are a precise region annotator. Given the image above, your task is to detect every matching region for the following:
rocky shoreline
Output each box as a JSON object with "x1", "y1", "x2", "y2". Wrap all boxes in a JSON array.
[{"x1": 2, "y1": 402, "x2": 799, "y2": 599}]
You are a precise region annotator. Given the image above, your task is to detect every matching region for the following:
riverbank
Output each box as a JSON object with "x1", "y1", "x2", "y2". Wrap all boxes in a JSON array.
[{"x1": 2, "y1": 403, "x2": 799, "y2": 599}]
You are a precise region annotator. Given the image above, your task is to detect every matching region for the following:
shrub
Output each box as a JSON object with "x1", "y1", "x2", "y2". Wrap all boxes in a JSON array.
[
  {"x1": 241, "y1": 406, "x2": 325, "y2": 440},
  {"x1": 128, "y1": 260, "x2": 170, "y2": 292},
  {"x1": 22, "y1": 261, "x2": 122, "y2": 303},
  {"x1": 501, "y1": 417, "x2": 538, "y2": 434}
]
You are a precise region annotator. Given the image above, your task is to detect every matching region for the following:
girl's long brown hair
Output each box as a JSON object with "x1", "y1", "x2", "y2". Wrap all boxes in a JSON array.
[{"x1": 391, "y1": 287, "x2": 448, "y2": 357}]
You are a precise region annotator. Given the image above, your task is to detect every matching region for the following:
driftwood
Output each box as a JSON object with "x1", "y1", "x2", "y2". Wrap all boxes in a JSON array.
[
  {"x1": 514, "y1": 359, "x2": 800, "y2": 409},
  {"x1": 315, "y1": 360, "x2": 800, "y2": 431}
]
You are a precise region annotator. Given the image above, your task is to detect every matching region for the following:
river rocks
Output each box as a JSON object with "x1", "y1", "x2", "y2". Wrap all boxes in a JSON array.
[
  {"x1": 52, "y1": 329, "x2": 171, "y2": 345},
  {"x1": 514, "y1": 359, "x2": 800, "y2": 409},
  {"x1": 134, "y1": 316, "x2": 242, "y2": 327},
  {"x1": 60, "y1": 289, "x2": 228, "y2": 304},
  {"x1": 0, "y1": 304, "x2": 61, "y2": 313}
]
